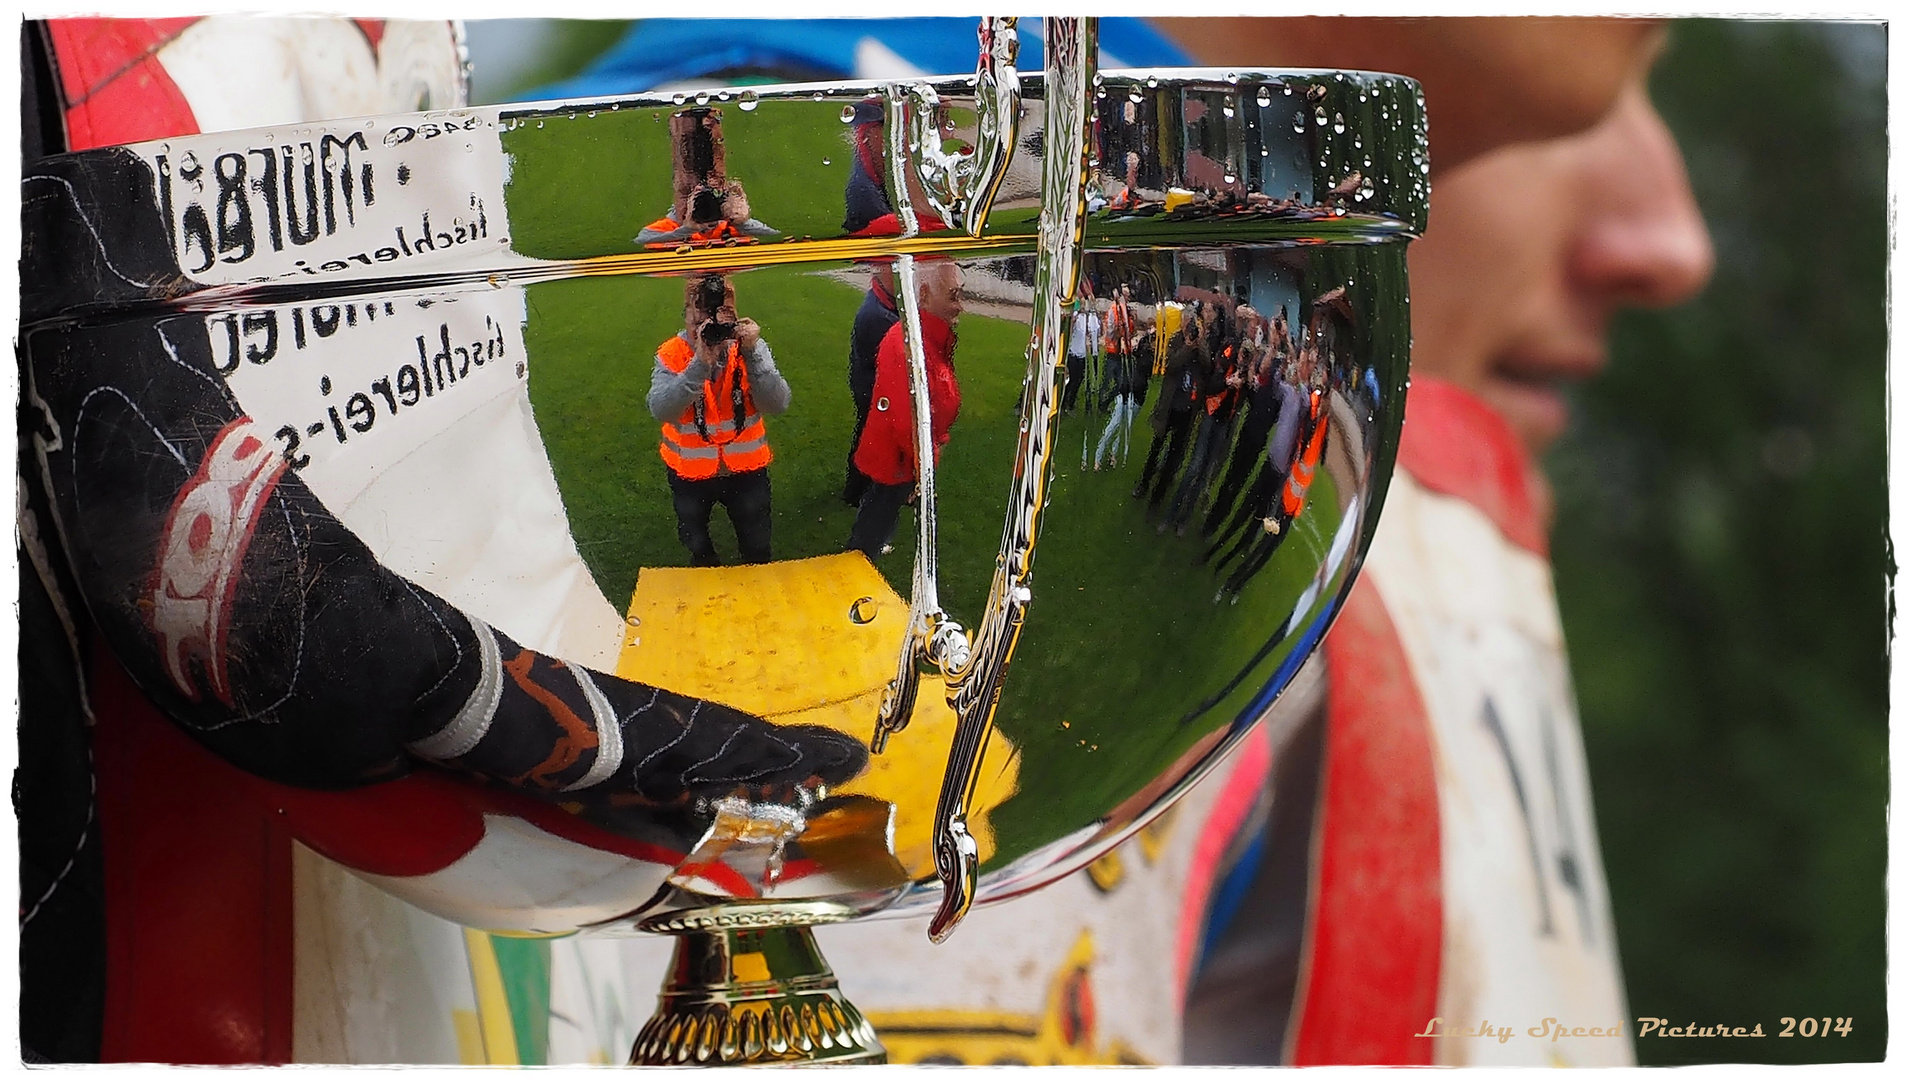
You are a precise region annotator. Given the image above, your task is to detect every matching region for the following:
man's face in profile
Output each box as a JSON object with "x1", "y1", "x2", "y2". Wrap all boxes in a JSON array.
[
  {"x1": 1154, "y1": 16, "x2": 1713, "y2": 459},
  {"x1": 1406, "y1": 74, "x2": 1714, "y2": 455},
  {"x1": 1157, "y1": 16, "x2": 1662, "y2": 175},
  {"x1": 919, "y1": 262, "x2": 964, "y2": 325}
]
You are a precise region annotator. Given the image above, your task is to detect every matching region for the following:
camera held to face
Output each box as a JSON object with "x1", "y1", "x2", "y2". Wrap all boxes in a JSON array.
[
  {"x1": 696, "y1": 274, "x2": 736, "y2": 346},
  {"x1": 689, "y1": 186, "x2": 729, "y2": 227}
]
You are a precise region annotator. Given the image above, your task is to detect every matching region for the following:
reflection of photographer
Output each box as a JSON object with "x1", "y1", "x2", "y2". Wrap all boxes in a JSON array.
[
  {"x1": 636, "y1": 106, "x2": 780, "y2": 249},
  {"x1": 648, "y1": 273, "x2": 790, "y2": 565}
]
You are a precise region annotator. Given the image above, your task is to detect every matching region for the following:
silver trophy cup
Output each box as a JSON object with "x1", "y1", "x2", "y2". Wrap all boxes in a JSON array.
[{"x1": 19, "y1": 17, "x2": 1426, "y2": 1065}]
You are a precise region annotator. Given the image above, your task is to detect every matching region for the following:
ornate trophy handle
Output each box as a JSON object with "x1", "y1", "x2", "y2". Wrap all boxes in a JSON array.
[
  {"x1": 862, "y1": 16, "x2": 1098, "y2": 941},
  {"x1": 868, "y1": 16, "x2": 1097, "y2": 940},
  {"x1": 870, "y1": 17, "x2": 1021, "y2": 753},
  {"x1": 902, "y1": 16, "x2": 1022, "y2": 237},
  {"x1": 928, "y1": 15, "x2": 1096, "y2": 941},
  {"x1": 869, "y1": 251, "x2": 971, "y2": 755}
]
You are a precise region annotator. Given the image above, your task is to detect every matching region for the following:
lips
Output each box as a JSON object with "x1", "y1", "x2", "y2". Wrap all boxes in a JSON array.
[{"x1": 1482, "y1": 348, "x2": 1605, "y2": 452}]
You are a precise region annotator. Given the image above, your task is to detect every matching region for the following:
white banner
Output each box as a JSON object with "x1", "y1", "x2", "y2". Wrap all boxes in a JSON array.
[
  {"x1": 146, "y1": 110, "x2": 509, "y2": 287},
  {"x1": 211, "y1": 286, "x2": 625, "y2": 670},
  {"x1": 214, "y1": 290, "x2": 526, "y2": 506}
]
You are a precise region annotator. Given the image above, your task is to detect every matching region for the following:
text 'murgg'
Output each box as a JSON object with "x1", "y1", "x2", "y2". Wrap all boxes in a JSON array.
[{"x1": 146, "y1": 111, "x2": 511, "y2": 287}]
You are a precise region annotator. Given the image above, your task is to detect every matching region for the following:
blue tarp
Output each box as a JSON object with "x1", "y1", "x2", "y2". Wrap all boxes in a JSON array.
[{"x1": 527, "y1": 17, "x2": 1190, "y2": 100}]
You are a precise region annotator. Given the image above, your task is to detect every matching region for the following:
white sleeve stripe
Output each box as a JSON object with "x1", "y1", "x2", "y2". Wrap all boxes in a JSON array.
[
  {"x1": 408, "y1": 611, "x2": 503, "y2": 761},
  {"x1": 562, "y1": 665, "x2": 624, "y2": 791}
]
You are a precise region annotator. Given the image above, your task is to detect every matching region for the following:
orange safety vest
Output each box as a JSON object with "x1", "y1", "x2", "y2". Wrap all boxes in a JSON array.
[
  {"x1": 1205, "y1": 344, "x2": 1238, "y2": 415},
  {"x1": 1281, "y1": 389, "x2": 1328, "y2": 519},
  {"x1": 1107, "y1": 299, "x2": 1136, "y2": 355},
  {"x1": 656, "y1": 335, "x2": 773, "y2": 479},
  {"x1": 642, "y1": 216, "x2": 755, "y2": 250}
]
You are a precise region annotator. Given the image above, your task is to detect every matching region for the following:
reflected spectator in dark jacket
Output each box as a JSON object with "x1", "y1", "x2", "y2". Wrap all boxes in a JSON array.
[
  {"x1": 1134, "y1": 302, "x2": 1208, "y2": 509},
  {"x1": 1216, "y1": 354, "x2": 1331, "y2": 600},
  {"x1": 1203, "y1": 306, "x2": 1290, "y2": 535},
  {"x1": 843, "y1": 264, "x2": 901, "y2": 505},
  {"x1": 843, "y1": 96, "x2": 890, "y2": 234},
  {"x1": 1164, "y1": 303, "x2": 1247, "y2": 533},
  {"x1": 1205, "y1": 338, "x2": 1310, "y2": 569}
]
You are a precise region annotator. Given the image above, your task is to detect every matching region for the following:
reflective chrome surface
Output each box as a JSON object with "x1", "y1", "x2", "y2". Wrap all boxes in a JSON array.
[{"x1": 20, "y1": 46, "x2": 1425, "y2": 946}]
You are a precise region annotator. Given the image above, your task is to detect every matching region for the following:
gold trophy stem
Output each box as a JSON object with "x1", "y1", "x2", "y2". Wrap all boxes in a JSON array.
[{"x1": 631, "y1": 908, "x2": 885, "y2": 1066}]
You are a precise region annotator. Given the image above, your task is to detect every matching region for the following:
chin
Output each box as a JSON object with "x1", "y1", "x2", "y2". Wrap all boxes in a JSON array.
[{"x1": 1478, "y1": 380, "x2": 1571, "y2": 457}]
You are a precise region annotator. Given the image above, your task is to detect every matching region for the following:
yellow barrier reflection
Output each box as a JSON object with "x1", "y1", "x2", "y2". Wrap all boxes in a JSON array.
[{"x1": 615, "y1": 553, "x2": 1019, "y2": 879}]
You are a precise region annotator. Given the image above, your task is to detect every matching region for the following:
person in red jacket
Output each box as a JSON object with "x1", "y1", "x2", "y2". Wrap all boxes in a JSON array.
[{"x1": 846, "y1": 260, "x2": 964, "y2": 559}]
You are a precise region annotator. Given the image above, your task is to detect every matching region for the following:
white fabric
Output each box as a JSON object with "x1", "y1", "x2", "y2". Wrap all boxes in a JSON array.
[
  {"x1": 158, "y1": 18, "x2": 463, "y2": 136},
  {"x1": 1069, "y1": 309, "x2": 1102, "y2": 358},
  {"x1": 1362, "y1": 469, "x2": 1632, "y2": 1066}
]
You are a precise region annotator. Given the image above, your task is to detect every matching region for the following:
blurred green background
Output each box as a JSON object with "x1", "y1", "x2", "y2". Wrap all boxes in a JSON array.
[
  {"x1": 1546, "y1": 19, "x2": 1888, "y2": 1065},
  {"x1": 467, "y1": 17, "x2": 1889, "y2": 1065}
]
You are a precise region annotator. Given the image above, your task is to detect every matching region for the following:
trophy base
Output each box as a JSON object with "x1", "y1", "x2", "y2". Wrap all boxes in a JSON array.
[{"x1": 631, "y1": 902, "x2": 886, "y2": 1066}]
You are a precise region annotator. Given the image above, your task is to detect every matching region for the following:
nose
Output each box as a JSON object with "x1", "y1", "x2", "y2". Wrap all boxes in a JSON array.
[{"x1": 1569, "y1": 85, "x2": 1715, "y2": 310}]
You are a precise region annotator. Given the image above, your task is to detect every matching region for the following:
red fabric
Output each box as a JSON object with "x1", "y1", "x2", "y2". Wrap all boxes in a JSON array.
[
  {"x1": 854, "y1": 312, "x2": 961, "y2": 485},
  {"x1": 1397, "y1": 376, "x2": 1548, "y2": 557},
  {"x1": 45, "y1": 18, "x2": 201, "y2": 150},
  {"x1": 844, "y1": 211, "x2": 949, "y2": 239},
  {"x1": 1290, "y1": 580, "x2": 1442, "y2": 1065},
  {"x1": 91, "y1": 640, "x2": 690, "y2": 1062},
  {"x1": 93, "y1": 646, "x2": 292, "y2": 1064},
  {"x1": 353, "y1": 18, "x2": 385, "y2": 50}
]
